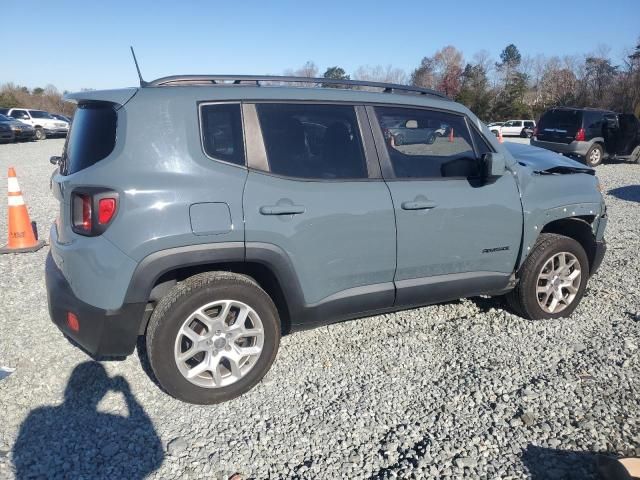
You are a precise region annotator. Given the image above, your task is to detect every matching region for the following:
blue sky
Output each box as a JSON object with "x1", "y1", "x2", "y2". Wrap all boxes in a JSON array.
[{"x1": 2, "y1": 0, "x2": 638, "y2": 92}]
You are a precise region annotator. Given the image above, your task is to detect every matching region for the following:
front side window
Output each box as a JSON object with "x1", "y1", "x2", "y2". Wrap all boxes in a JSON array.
[
  {"x1": 201, "y1": 103, "x2": 245, "y2": 166},
  {"x1": 375, "y1": 106, "x2": 480, "y2": 179},
  {"x1": 257, "y1": 103, "x2": 367, "y2": 179},
  {"x1": 10, "y1": 110, "x2": 28, "y2": 119},
  {"x1": 29, "y1": 110, "x2": 53, "y2": 119}
]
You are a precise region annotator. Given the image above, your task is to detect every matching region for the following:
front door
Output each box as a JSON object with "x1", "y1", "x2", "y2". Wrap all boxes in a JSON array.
[
  {"x1": 368, "y1": 105, "x2": 523, "y2": 307},
  {"x1": 243, "y1": 103, "x2": 396, "y2": 327},
  {"x1": 616, "y1": 114, "x2": 640, "y2": 156}
]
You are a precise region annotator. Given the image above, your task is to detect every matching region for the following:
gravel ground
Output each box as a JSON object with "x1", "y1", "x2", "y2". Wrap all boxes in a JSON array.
[{"x1": 0, "y1": 138, "x2": 638, "y2": 479}]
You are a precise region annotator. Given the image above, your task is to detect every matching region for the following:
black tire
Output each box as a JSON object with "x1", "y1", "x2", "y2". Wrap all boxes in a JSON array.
[
  {"x1": 585, "y1": 143, "x2": 603, "y2": 167},
  {"x1": 520, "y1": 129, "x2": 527, "y2": 138},
  {"x1": 34, "y1": 128, "x2": 46, "y2": 141},
  {"x1": 426, "y1": 133, "x2": 436, "y2": 144},
  {"x1": 506, "y1": 233, "x2": 589, "y2": 320},
  {"x1": 491, "y1": 130, "x2": 499, "y2": 137},
  {"x1": 395, "y1": 134, "x2": 405, "y2": 146},
  {"x1": 145, "y1": 271, "x2": 280, "y2": 404}
]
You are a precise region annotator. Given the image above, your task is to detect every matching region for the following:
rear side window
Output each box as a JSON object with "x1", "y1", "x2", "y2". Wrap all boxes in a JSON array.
[
  {"x1": 257, "y1": 103, "x2": 367, "y2": 179},
  {"x1": 584, "y1": 111, "x2": 605, "y2": 130},
  {"x1": 375, "y1": 106, "x2": 480, "y2": 179},
  {"x1": 200, "y1": 103, "x2": 245, "y2": 166},
  {"x1": 62, "y1": 103, "x2": 116, "y2": 175}
]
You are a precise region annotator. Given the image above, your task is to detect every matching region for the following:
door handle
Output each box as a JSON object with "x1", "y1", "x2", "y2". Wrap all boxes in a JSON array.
[
  {"x1": 401, "y1": 200, "x2": 437, "y2": 210},
  {"x1": 259, "y1": 205, "x2": 306, "y2": 215}
]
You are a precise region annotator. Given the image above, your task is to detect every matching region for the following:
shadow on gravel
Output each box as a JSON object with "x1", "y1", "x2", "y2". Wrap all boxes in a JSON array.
[
  {"x1": 608, "y1": 185, "x2": 640, "y2": 203},
  {"x1": 522, "y1": 445, "x2": 632, "y2": 480},
  {"x1": 12, "y1": 361, "x2": 163, "y2": 479}
]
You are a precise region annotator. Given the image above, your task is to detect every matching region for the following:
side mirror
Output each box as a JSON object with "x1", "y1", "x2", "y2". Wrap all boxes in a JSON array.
[
  {"x1": 482, "y1": 152, "x2": 506, "y2": 178},
  {"x1": 50, "y1": 156, "x2": 61, "y2": 165}
]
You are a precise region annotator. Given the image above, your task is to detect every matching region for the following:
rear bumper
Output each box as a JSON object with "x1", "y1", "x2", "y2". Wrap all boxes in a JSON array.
[
  {"x1": 45, "y1": 252, "x2": 145, "y2": 358},
  {"x1": 531, "y1": 139, "x2": 590, "y2": 157},
  {"x1": 44, "y1": 128, "x2": 68, "y2": 136}
]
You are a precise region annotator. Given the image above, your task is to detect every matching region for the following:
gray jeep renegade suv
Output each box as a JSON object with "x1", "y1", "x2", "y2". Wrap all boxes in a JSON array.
[{"x1": 46, "y1": 75, "x2": 607, "y2": 404}]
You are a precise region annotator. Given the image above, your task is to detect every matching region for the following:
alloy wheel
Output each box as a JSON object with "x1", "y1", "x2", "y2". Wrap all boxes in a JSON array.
[
  {"x1": 174, "y1": 300, "x2": 264, "y2": 388},
  {"x1": 536, "y1": 252, "x2": 582, "y2": 314}
]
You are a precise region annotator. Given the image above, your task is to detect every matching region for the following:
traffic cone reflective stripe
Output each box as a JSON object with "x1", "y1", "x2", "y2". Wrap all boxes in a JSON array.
[
  {"x1": 449, "y1": 128, "x2": 454, "y2": 143},
  {"x1": 498, "y1": 129, "x2": 504, "y2": 144},
  {"x1": 1, "y1": 167, "x2": 45, "y2": 254}
]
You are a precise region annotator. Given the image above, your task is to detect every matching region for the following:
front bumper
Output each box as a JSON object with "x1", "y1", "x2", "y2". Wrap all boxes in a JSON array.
[
  {"x1": 13, "y1": 129, "x2": 35, "y2": 140},
  {"x1": 531, "y1": 139, "x2": 590, "y2": 157},
  {"x1": 45, "y1": 252, "x2": 145, "y2": 358},
  {"x1": 591, "y1": 240, "x2": 606, "y2": 276}
]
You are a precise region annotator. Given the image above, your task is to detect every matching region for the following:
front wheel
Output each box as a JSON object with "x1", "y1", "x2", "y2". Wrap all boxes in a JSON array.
[
  {"x1": 506, "y1": 233, "x2": 589, "y2": 319},
  {"x1": 145, "y1": 272, "x2": 281, "y2": 404},
  {"x1": 585, "y1": 143, "x2": 603, "y2": 167},
  {"x1": 34, "y1": 128, "x2": 46, "y2": 141}
]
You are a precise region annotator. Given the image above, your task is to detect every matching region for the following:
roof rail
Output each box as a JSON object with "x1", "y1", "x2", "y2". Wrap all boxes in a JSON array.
[{"x1": 146, "y1": 74, "x2": 450, "y2": 100}]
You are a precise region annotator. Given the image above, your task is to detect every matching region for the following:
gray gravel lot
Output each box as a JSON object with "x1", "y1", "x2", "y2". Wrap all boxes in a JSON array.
[{"x1": 0, "y1": 138, "x2": 638, "y2": 479}]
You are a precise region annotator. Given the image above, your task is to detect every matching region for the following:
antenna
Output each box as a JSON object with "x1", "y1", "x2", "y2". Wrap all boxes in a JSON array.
[{"x1": 130, "y1": 46, "x2": 147, "y2": 87}]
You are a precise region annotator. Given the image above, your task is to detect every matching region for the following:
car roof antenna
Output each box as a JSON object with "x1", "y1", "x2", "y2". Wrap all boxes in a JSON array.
[{"x1": 130, "y1": 46, "x2": 148, "y2": 87}]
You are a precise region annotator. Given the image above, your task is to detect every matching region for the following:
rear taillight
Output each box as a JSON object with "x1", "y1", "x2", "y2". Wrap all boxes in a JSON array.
[
  {"x1": 98, "y1": 198, "x2": 117, "y2": 224},
  {"x1": 575, "y1": 128, "x2": 586, "y2": 141},
  {"x1": 71, "y1": 189, "x2": 118, "y2": 236}
]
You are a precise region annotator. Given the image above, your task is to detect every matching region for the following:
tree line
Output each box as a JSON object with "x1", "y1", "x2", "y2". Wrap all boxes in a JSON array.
[
  {"x1": 290, "y1": 39, "x2": 640, "y2": 121},
  {"x1": 2, "y1": 38, "x2": 639, "y2": 122}
]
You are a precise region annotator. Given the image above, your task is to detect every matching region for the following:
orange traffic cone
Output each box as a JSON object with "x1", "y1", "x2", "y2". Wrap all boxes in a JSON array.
[
  {"x1": 448, "y1": 127, "x2": 454, "y2": 143},
  {"x1": 0, "y1": 167, "x2": 45, "y2": 254},
  {"x1": 498, "y1": 129, "x2": 504, "y2": 144}
]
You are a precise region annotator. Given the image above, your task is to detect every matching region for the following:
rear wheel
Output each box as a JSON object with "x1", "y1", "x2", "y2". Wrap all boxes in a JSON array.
[
  {"x1": 506, "y1": 233, "x2": 589, "y2": 319},
  {"x1": 395, "y1": 134, "x2": 405, "y2": 145},
  {"x1": 585, "y1": 143, "x2": 603, "y2": 167},
  {"x1": 145, "y1": 272, "x2": 280, "y2": 404},
  {"x1": 34, "y1": 128, "x2": 45, "y2": 141}
]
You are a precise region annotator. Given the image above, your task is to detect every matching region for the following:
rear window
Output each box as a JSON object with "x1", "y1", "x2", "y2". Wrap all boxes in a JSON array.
[
  {"x1": 62, "y1": 103, "x2": 116, "y2": 175},
  {"x1": 539, "y1": 109, "x2": 582, "y2": 129}
]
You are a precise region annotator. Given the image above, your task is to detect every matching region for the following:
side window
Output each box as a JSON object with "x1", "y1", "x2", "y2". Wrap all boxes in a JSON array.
[
  {"x1": 470, "y1": 127, "x2": 493, "y2": 157},
  {"x1": 375, "y1": 106, "x2": 480, "y2": 179},
  {"x1": 513, "y1": 121, "x2": 523, "y2": 127},
  {"x1": 524, "y1": 121, "x2": 534, "y2": 128},
  {"x1": 257, "y1": 103, "x2": 367, "y2": 179},
  {"x1": 200, "y1": 103, "x2": 245, "y2": 166},
  {"x1": 11, "y1": 110, "x2": 28, "y2": 120},
  {"x1": 584, "y1": 112, "x2": 603, "y2": 131}
]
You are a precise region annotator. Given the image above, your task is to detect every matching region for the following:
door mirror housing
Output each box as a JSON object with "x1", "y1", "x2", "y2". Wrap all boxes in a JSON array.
[
  {"x1": 50, "y1": 156, "x2": 61, "y2": 165},
  {"x1": 482, "y1": 152, "x2": 506, "y2": 178}
]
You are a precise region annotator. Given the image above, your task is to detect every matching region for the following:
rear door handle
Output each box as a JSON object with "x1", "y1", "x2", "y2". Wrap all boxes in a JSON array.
[
  {"x1": 401, "y1": 200, "x2": 438, "y2": 210},
  {"x1": 259, "y1": 205, "x2": 306, "y2": 215}
]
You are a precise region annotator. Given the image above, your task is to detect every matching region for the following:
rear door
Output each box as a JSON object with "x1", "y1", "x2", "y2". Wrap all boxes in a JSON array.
[
  {"x1": 368, "y1": 105, "x2": 522, "y2": 307},
  {"x1": 243, "y1": 102, "x2": 396, "y2": 326}
]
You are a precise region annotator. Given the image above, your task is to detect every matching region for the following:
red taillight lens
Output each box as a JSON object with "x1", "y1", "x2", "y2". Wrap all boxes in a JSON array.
[
  {"x1": 66, "y1": 312, "x2": 80, "y2": 332},
  {"x1": 71, "y1": 190, "x2": 118, "y2": 236},
  {"x1": 72, "y1": 193, "x2": 92, "y2": 233},
  {"x1": 98, "y1": 198, "x2": 117, "y2": 224},
  {"x1": 575, "y1": 128, "x2": 586, "y2": 141}
]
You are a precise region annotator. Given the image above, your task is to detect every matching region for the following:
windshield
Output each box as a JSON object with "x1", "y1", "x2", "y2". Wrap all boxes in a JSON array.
[
  {"x1": 29, "y1": 110, "x2": 54, "y2": 119},
  {"x1": 0, "y1": 114, "x2": 12, "y2": 122}
]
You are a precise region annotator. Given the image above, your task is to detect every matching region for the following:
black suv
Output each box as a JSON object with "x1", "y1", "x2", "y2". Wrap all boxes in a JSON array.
[{"x1": 531, "y1": 107, "x2": 640, "y2": 167}]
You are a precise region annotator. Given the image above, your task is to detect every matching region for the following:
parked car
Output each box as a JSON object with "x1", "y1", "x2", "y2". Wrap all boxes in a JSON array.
[
  {"x1": 531, "y1": 107, "x2": 640, "y2": 167},
  {"x1": 0, "y1": 108, "x2": 68, "y2": 140},
  {"x1": 51, "y1": 113, "x2": 72, "y2": 124},
  {"x1": 46, "y1": 74, "x2": 607, "y2": 404},
  {"x1": 383, "y1": 118, "x2": 438, "y2": 145},
  {"x1": 491, "y1": 119, "x2": 536, "y2": 138},
  {"x1": 0, "y1": 113, "x2": 36, "y2": 142}
]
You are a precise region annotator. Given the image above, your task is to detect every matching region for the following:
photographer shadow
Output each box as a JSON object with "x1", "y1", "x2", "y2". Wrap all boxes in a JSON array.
[{"x1": 13, "y1": 361, "x2": 163, "y2": 479}]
